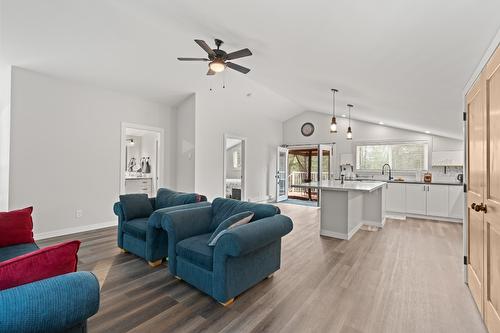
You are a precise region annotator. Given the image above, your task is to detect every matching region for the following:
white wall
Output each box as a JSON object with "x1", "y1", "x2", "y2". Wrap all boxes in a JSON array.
[
  {"x1": 9, "y1": 67, "x2": 175, "y2": 237},
  {"x1": 0, "y1": 65, "x2": 10, "y2": 211},
  {"x1": 174, "y1": 94, "x2": 196, "y2": 192},
  {"x1": 283, "y1": 111, "x2": 463, "y2": 179},
  {"x1": 194, "y1": 87, "x2": 290, "y2": 202},
  {"x1": 0, "y1": 6, "x2": 11, "y2": 210}
]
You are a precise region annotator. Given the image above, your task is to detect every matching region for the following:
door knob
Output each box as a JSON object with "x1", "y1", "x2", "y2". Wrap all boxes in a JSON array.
[{"x1": 472, "y1": 203, "x2": 487, "y2": 213}]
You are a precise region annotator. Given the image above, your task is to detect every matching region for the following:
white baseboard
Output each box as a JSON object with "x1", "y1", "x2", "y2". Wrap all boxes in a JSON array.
[
  {"x1": 385, "y1": 212, "x2": 463, "y2": 223},
  {"x1": 34, "y1": 220, "x2": 116, "y2": 240},
  {"x1": 320, "y1": 229, "x2": 348, "y2": 240},
  {"x1": 320, "y1": 222, "x2": 363, "y2": 240}
]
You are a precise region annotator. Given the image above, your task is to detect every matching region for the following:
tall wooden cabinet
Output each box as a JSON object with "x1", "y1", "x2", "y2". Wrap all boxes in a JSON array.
[{"x1": 466, "y1": 43, "x2": 500, "y2": 333}]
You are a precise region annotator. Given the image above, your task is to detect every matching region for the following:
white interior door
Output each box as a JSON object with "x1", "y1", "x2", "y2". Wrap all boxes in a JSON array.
[{"x1": 276, "y1": 146, "x2": 288, "y2": 202}]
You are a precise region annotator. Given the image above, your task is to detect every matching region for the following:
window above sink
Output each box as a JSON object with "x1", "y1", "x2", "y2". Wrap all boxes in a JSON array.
[{"x1": 355, "y1": 141, "x2": 429, "y2": 172}]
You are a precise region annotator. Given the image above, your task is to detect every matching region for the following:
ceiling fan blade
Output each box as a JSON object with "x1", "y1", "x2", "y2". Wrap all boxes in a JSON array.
[
  {"x1": 207, "y1": 68, "x2": 216, "y2": 75},
  {"x1": 177, "y1": 57, "x2": 209, "y2": 61},
  {"x1": 195, "y1": 39, "x2": 216, "y2": 57},
  {"x1": 226, "y1": 62, "x2": 251, "y2": 74},
  {"x1": 226, "y1": 48, "x2": 252, "y2": 60}
]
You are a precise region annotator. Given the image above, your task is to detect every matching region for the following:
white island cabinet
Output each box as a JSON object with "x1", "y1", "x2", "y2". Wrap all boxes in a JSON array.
[{"x1": 300, "y1": 181, "x2": 386, "y2": 240}]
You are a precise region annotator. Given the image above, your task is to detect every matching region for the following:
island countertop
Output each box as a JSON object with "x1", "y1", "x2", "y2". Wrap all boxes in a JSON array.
[{"x1": 298, "y1": 180, "x2": 386, "y2": 192}]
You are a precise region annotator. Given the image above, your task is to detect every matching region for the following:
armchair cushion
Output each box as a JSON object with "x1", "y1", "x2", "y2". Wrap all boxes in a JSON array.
[
  {"x1": 119, "y1": 194, "x2": 153, "y2": 220},
  {"x1": 208, "y1": 211, "x2": 254, "y2": 246},
  {"x1": 0, "y1": 243, "x2": 39, "y2": 262},
  {"x1": 156, "y1": 188, "x2": 206, "y2": 209},
  {"x1": 0, "y1": 206, "x2": 34, "y2": 247},
  {"x1": 176, "y1": 233, "x2": 214, "y2": 271},
  {"x1": 122, "y1": 218, "x2": 148, "y2": 241},
  {"x1": 210, "y1": 198, "x2": 280, "y2": 231},
  {"x1": 0, "y1": 240, "x2": 80, "y2": 291}
]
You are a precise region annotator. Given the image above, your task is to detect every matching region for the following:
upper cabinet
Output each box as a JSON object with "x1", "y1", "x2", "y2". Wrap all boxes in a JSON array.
[{"x1": 431, "y1": 150, "x2": 464, "y2": 166}]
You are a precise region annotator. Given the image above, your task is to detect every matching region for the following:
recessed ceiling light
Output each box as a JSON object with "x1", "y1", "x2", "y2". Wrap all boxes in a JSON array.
[
  {"x1": 341, "y1": 114, "x2": 347, "y2": 117},
  {"x1": 425, "y1": 130, "x2": 431, "y2": 134},
  {"x1": 379, "y1": 121, "x2": 384, "y2": 125}
]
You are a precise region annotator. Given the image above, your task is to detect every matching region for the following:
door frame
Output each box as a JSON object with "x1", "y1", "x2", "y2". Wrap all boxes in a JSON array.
[
  {"x1": 120, "y1": 122, "x2": 164, "y2": 195},
  {"x1": 222, "y1": 134, "x2": 246, "y2": 201}
]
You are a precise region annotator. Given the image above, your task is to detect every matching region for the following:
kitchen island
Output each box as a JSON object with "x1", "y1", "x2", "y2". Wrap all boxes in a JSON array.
[{"x1": 299, "y1": 180, "x2": 387, "y2": 240}]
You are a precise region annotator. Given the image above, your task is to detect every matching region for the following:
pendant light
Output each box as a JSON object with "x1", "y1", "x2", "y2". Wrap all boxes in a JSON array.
[
  {"x1": 330, "y1": 89, "x2": 338, "y2": 133},
  {"x1": 346, "y1": 104, "x2": 353, "y2": 140}
]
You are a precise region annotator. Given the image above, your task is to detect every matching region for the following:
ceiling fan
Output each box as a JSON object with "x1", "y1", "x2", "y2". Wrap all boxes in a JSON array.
[{"x1": 178, "y1": 39, "x2": 252, "y2": 75}]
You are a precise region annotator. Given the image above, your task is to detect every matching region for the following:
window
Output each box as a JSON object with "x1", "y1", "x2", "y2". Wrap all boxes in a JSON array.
[{"x1": 355, "y1": 142, "x2": 428, "y2": 171}]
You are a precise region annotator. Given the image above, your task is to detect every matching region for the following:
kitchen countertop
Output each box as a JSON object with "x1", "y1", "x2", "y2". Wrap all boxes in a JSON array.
[
  {"x1": 354, "y1": 178, "x2": 463, "y2": 186},
  {"x1": 298, "y1": 180, "x2": 386, "y2": 192}
]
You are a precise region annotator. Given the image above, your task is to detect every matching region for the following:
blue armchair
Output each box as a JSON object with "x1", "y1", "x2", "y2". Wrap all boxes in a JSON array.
[
  {"x1": 113, "y1": 188, "x2": 209, "y2": 266},
  {"x1": 161, "y1": 198, "x2": 293, "y2": 305},
  {"x1": 0, "y1": 243, "x2": 100, "y2": 333}
]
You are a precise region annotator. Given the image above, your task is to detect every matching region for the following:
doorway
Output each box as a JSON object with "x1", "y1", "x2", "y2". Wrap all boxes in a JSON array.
[
  {"x1": 223, "y1": 135, "x2": 246, "y2": 201},
  {"x1": 276, "y1": 144, "x2": 334, "y2": 204},
  {"x1": 120, "y1": 123, "x2": 163, "y2": 197}
]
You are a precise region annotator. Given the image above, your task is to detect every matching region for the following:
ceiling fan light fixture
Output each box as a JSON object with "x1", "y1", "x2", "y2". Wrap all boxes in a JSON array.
[{"x1": 209, "y1": 59, "x2": 225, "y2": 73}]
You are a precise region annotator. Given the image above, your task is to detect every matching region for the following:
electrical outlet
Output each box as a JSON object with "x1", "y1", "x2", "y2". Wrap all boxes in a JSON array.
[{"x1": 75, "y1": 209, "x2": 83, "y2": 218}]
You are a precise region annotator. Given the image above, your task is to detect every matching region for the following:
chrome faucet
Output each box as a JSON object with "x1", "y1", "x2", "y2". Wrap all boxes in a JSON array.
[{"x1": 381, "y1": 163, "x2": 393, "y2": 180}]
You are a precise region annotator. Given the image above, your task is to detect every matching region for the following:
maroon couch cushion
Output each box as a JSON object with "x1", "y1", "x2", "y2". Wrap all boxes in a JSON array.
[
  {"x1": 0, "y1": 240, "x2": 81, "y2": 290},
  {"x1": 0, "y1": 207, "x2": 34, "y2": 247}
]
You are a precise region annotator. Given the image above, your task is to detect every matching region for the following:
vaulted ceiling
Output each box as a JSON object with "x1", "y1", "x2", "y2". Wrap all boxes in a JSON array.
[{"x1": 2, "y1": 0, "x2": 499, "y2": 138}]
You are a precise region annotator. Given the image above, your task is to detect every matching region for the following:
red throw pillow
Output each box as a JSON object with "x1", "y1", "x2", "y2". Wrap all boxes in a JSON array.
[
  {"x1": 0, "y1": 240, "x2": 81, "y2": 290},
  {"x1": 0, "y1": 206, "x2": 34, "y2": 247}
]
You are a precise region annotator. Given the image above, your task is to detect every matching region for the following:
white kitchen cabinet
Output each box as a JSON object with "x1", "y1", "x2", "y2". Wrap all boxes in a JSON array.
[
  {"x1": 426, "y1": 185, "x2": 449, "y2": 217},
  {"x1": 386, "y1": 183, "x2": 406, "y2": 212},
  {"x1": 405, "y1": 184, "x2": 427, "y2": 215},
  {"x1": 448, "y1": 186, "x2": 464, "y2": 219}
]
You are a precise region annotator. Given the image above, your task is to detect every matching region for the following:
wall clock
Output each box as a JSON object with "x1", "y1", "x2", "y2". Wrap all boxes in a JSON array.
[{"x1": 301, "y1": 122, "x2": 315, "y2": 137}]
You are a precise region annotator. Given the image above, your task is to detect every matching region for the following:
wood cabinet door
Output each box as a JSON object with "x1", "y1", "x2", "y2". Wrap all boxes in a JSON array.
[
  {"x1": 467, "y1": 74, "x2": 485, "y2": 316},
  {"x1": 405, "y1": 184, "x2": 427, "y2": 215},
  {"x1": 483, "y1": 45, "x2": 500, "y2": 333},
  {"x1": 426, "y1": 185, "x2": 449, "y2": 217}
]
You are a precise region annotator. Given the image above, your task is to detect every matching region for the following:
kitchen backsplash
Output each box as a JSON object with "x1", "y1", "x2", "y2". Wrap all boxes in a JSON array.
[{"x1": 429, "y1": 166, "x2": 463, "y2": 182}]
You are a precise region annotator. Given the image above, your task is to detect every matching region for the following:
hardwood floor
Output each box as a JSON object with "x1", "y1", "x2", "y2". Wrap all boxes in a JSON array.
[{"x1": 38, "y1": 204, "x2": 486, "y2": 333}]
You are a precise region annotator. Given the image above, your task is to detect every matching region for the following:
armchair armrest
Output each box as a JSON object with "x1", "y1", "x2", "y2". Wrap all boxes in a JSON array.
[
  {"x1": 0, "y1": 272, "x2": 100, "y2": 333},
  {"x1": 215, "y1": 214, "x2": 293, "y2": 257},
  {"x1": 161, "y1": 205, "x2": 213, "y2": 275}
]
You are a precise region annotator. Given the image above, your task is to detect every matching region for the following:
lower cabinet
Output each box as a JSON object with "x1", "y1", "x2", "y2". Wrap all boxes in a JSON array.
[
  {"x1": 426, "y1": 185, "x2": 449, "y2": 217},
  {"x1": 386, "y1": 183, "x2": 405, "y2": 212},
  {"x1": 125, "y1": 178, "x2": 153, "y2": 196},
  {"x1": 405, "y1": 184, "x2": 427, "y2": 215},
  {"x1": 385, "y1": 182, "x2": 463, "y2": 220},
  {"x1": 448, "y1": 186, "x2": 464, "y2": 219}
]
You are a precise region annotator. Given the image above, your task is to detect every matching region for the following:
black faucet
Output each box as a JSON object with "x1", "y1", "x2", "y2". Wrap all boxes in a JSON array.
[{"x1": 381, "y1": 163, "x2": 393, "y2": 180}]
